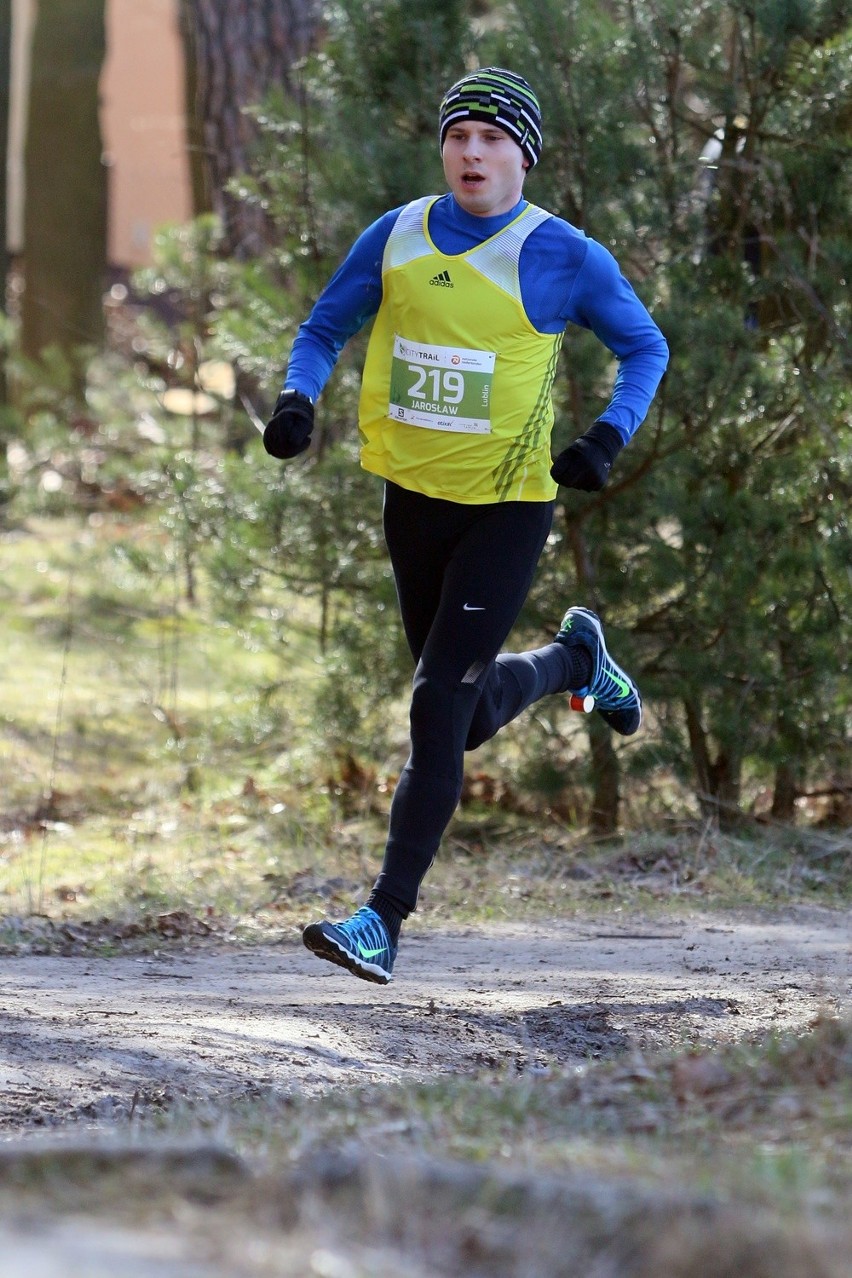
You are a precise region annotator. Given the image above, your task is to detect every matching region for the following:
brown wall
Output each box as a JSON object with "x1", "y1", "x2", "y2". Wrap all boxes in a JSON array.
[{"x1": 100, "y1": 0, "x2": 192, "y2": 268}]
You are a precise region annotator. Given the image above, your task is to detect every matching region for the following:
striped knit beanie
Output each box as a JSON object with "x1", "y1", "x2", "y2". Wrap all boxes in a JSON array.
[{"x1": 439, "y1": 67, "x2": 543, "y2": 169}]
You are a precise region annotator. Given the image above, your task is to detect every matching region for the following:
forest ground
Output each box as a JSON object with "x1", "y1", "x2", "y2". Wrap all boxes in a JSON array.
[{"x1": 0, "y1": 905, "x2": 849, "y2": 1277}]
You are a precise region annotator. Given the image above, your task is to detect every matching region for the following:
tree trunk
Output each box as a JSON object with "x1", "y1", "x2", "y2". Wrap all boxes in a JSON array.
[
  {"x1": 684, "y1": 696, "x2": 743, "y2": 829},
  {"x1": 179, "y1": 0, "x2": 323, "y2": 256},
  {"x1": 21, "y1": 0, "x2": 107, "y2": 362},
  {"x1": 770, "y1": 631, "x2": 802, "y2": 823},
  {"x1": 0, "y1": 0, "x2": 10, "y2": 405},
  {"x1": 770, "y1": 760, "x2": 798, "y2": 823},
  {"x1": 588, "y1": 713, "x2": 620, "y2": 836},
  {"x1": 566, "y1": 519, "x2": 621, "y2": 833},
  {"x1": 177, "y1": 0, "x2": 211, "y2": 218}
]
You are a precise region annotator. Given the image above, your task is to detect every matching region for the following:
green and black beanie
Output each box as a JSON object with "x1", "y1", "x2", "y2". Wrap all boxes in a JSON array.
[{"x1": 439, "y1": 67, "x2": 543, "y2": 169}]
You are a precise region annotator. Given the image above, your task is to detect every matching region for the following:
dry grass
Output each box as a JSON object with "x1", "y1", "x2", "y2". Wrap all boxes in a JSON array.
[
  {"x1": 1, "y1": 514, "x2": 848, "y2": 944},
  {"x1": 208, "y1": 1013, "x2": 852, "y2": 1210},
  {"x1": 0, "y1": 1017, "x2": 848, "y2": 1277}
]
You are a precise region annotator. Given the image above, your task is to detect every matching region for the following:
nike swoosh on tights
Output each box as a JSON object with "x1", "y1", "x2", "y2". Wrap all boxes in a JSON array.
[{"x1": 463, "y1": 604, "x2": 485, "y2": 611}]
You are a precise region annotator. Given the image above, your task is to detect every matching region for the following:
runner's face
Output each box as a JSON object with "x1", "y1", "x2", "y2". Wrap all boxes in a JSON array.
[{"x1": 442, "y1": 120, "x2": 528, "y2": 216}]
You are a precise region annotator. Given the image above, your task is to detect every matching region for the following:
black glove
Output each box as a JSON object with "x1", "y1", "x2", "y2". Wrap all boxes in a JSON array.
[
  {"x1": 550, "y1": 421, "x2": 624, "y2": 491},
  {"x1": 263, "y1": 389, "x2": 314, "y2": 459}
]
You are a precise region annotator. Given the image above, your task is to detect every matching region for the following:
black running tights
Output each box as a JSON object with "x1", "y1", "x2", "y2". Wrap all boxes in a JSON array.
[{"x1": 373, "y1": 481, "x2": 574, "y2": 912}]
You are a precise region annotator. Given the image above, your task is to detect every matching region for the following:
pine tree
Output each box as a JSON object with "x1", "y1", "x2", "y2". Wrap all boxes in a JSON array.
[{"x1": 500, "y1": 0, "x2": 851, "y2": 826}]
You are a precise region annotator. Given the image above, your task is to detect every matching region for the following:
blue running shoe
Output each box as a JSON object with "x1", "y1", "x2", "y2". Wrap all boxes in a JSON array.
[
  {"x1": 555, "y1": 606, "x2": 642, "y2": 736},
  {"x1": 302, "y1": 905, "x2": 396, "y2": 984}
]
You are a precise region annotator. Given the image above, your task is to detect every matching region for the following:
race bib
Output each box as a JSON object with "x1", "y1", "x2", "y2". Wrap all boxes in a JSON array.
[{"x1": 388, "y1": 335, "x2": 496, "y2": 434}]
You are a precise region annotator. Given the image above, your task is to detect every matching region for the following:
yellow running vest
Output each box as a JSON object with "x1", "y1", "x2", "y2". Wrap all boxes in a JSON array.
[{"x1": 358, "y1": 196, "x2": 563, "y2": 504}]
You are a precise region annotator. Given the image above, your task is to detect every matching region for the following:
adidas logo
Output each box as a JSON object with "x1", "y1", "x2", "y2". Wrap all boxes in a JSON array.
[{"x1": 429, "y1": 269, "x2": 454, "y2": 288}]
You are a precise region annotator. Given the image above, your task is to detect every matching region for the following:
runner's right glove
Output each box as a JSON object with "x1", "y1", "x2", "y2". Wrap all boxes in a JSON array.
[
  {"x1": 263, "y1": 389, "x2": 314, "y2": 459},
  {"x1": 550, "y1": 421, "x2": 623, "y2": 491}
]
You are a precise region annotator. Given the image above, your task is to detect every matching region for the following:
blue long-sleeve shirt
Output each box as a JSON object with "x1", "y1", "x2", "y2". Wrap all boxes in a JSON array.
[{"x1": 285, "y1": 193, "x2": 668, "y2": 444}]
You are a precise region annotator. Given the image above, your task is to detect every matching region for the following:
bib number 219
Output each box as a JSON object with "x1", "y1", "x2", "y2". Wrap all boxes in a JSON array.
[{"x1": 408, "y1": 366, "x2": 464, "y2": 404}]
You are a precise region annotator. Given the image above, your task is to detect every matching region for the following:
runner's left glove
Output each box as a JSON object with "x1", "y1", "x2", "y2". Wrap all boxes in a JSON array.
[
  {"x1": 550, "y1": 421, "x2": 624, "y2": 492},
  {"x1": 263, "y1": 389, "x2": 314, "y2": 459}
]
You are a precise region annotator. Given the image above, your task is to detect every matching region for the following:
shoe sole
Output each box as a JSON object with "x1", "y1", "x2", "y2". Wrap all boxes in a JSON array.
[
  {"x1": 302, "y1": 924, "x2": 393, "y2": 985},
  {"x1": 564, "y1": 607, "x2": 642, "y2": 736}
]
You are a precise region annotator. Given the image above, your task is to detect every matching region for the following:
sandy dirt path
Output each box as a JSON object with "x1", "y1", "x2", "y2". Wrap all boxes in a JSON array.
[{"x1": 1, "y1": 905, "x2": 847, "y2": 1130}]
